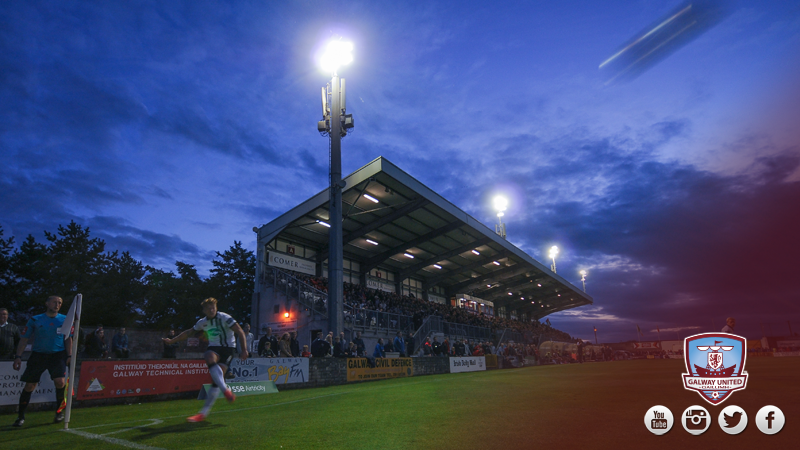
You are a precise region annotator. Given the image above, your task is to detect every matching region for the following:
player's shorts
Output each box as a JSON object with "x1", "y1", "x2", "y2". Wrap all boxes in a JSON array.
[
  {"x1": 21, "y1": 351, "x2": 67, "y2": 383},
  {"x1": 207, "y1": 346, "x2": 235, "y2": 367}
]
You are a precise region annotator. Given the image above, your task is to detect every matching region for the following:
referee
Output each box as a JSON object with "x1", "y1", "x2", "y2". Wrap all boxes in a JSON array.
[{"x1": 11, "y1": 296, "x2": 73, "y2": 427}]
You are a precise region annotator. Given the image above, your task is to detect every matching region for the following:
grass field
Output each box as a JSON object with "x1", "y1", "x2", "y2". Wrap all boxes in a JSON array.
[{"x1": 2, "y1": 357, "x2": 797, "y2": 449}]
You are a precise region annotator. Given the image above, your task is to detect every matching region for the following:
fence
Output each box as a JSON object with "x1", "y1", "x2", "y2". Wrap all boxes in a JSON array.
[{"x1": 261, "y1": 267, "x2": 328, "y2": 317}]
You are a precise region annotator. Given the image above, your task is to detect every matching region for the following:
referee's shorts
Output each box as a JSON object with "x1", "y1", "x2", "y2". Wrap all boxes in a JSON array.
[
  {"x1": 21, "y1": 351, "x2": 67, "y2": 383},
  {"x1": 207, "y1": 346, "x2": 235, "y2": 367}
]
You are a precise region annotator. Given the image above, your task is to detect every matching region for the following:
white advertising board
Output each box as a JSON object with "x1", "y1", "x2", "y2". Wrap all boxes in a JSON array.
[
  {"x1": 449, "y1": 356, "x2": 486, "y2": 373},
  {"x1": 228, "y1": 357, "x2": 309, "y2": 384},
  {"x1": 0, "y1": 361, "x2": 58, "y2": 406},
  {"x1": 267, "y1": 252, "x2": 316, "y2": 276}
]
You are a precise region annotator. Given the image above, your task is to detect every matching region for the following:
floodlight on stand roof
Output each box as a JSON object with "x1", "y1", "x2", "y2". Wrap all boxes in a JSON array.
[
  {"x1": 433, "y1": 264, "x2": 442, "y2": 269},
  {"x1": 363, "y1": 194, "x2": 379, "y2": 203},
  {"x1": 472, "y1": 249, "x2": 480, "y2": 255},
  {"x1": 492, "y1": 261, "x2": 500, "y2": 266},
  {"x1": 320, "y1": 40, "x2": 353, "y2": 74},
  {"x1": 365, "y1": 239, "x2": 379, "y2": 245},
  {"x1": 403, "y1": 253, "x2": 414, "y2": 259},
  {"x1": 316, "y1": 220, "x2": 331, "y2": 228}
]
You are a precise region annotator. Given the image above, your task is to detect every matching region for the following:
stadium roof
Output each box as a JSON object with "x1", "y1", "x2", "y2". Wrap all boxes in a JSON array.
[{"x1": 255, "y1": 157, "x2": 592, "y2": 319}]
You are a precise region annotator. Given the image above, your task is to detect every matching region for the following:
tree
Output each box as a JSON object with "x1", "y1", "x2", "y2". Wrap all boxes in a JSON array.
[{"x1": 207, "y1": 241, "x2": 255, "y2": 324}]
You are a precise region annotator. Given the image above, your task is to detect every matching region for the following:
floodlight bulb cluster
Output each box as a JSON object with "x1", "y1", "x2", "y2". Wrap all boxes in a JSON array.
[
  {"x1": 320, "y1": 40, "x2": 353, "y2": 74},
  {"x1": 549, "y1": 246, "x2": 559, "y2": 258},
  {"x1": 492, "y1": 195, "x2": 508, "y2": 212}
]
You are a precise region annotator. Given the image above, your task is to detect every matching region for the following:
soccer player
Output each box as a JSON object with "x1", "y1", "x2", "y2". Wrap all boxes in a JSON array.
[
  {"x1": 163, "y1": 297, "x2": 248, "y2": 422},
  {"x1": 11, "y1": 296, "x2": 73, "y2": 427}
]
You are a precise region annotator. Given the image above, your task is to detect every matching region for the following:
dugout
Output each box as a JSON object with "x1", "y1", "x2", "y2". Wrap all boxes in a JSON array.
[{"x1": 252, "y1": 157, "x2": 592, "y2": 350}]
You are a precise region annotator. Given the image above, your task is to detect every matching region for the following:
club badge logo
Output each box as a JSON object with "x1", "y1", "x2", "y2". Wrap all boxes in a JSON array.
[{"x1": 682, "y1": 333, "x2": 748, "y2": 405}]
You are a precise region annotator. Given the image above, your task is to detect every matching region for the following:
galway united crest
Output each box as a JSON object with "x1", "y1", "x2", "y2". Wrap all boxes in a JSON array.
[{"x1": 682, "y1": 333, "x2": 748, "y2": 405}]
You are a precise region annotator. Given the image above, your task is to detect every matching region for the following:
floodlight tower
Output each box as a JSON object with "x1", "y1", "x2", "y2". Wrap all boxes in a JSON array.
[
  {"x1": 318, "y1": 40, "x2": 354, "y2": 337},
  {"x1": 549, "y1": 246, "x2": 559, "y2": 273},
  {"x1": 580, "y1": 270, "x2": 587, "y2": 292},
  {"x1": 493, "y1": 195, "x2": 508, "y2": 239}
]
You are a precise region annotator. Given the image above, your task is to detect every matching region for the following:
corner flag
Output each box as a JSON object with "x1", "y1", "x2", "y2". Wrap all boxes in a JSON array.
[{"x1": 61, "y1": 294, "x2": 82, "y2": 429}]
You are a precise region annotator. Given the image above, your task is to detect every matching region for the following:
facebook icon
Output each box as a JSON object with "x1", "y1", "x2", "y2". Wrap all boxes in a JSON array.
[{"x1": 755, "y1": 406, "x2": 785, "y2": 435}]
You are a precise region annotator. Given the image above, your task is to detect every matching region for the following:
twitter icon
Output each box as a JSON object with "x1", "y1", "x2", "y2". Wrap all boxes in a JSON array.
[{"x1": 719, "y1": 405, "x2": 748, "y2": 434}]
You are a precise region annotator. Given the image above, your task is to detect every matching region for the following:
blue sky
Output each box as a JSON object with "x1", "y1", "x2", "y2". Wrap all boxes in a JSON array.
[{"x1": 2, "y1": 1, "x2": 799, "y2": 342}]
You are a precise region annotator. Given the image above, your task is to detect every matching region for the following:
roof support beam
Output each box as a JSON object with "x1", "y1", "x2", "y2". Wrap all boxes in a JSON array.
[
  {"x1": 398, "y1": 236, "x2": 491, "y2": 282},
  {"x1": 444, "y1": 264, "x2": 531, "y2": 296},
  {"x1": 423, "y1": 249, "x2": 510, "y2": 290},
  {"x1": 361, "y1": 221, "x2": 463, "y2": 274},
  {"x1": 317, "y1": 197, "x2": 429, "y2": 262}
]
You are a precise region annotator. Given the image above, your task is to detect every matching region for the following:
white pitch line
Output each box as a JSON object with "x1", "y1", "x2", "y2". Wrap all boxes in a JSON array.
[
  {"x1": 103, "y1": 418, "x2": 164, "y2": 436},
  {"x1": 65, "y1": 369, "x2": 491, "y2": 449},
  {"x1": 64, "y1": 428, "x2": 167, "y2": 450}
]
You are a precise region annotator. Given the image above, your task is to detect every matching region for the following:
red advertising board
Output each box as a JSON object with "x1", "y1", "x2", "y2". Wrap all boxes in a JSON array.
[{"x1": 77, "y1": 360, "x2": 210, "y2": 400}]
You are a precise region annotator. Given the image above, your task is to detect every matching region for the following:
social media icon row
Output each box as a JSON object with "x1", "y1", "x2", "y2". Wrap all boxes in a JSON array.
[{"x1": 645, "y1": 405, "x2": 784, "y2": 435}]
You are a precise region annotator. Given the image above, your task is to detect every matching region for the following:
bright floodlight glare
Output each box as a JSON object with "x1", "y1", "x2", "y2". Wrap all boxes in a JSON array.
[
  {"x1": 317, "y1": 220, "x2": 331, "y2": 228},
  {"x1": 320, "y1": 40, "x2": 353, "y2": 74},
  {"x1": 366, "y1": 239, "x2": 379, "y2": 245},
  {"x1": 492, "y1": 195, "x2": 508, "y2": 212},
  {"x1": 433, "y1": 264, "x2": 442, "y2": 269},
  {"x1": 580, "y1": 270, "x2": 587, "y2": 276},
  {"x1": 363, "y1": 194, "x2": 379, "y2": 203},
  {"x1": 549, "y1": 246, "x2": 559, "y2": 258}
]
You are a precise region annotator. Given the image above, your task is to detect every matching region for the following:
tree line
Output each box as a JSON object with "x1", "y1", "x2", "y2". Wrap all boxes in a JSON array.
[{"x1": 0, "y1": 222, "x2": 255, "y2": 330}]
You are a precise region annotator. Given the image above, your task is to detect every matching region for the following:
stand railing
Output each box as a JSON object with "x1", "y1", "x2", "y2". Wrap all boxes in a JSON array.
[{"x1": 260, "y1": 267, "x2": 328, "y2": 318}]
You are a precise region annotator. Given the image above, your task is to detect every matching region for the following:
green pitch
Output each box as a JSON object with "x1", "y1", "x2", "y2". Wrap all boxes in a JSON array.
[{"x1": 3, "y1": 358, "x2": 798, "y2": 449}]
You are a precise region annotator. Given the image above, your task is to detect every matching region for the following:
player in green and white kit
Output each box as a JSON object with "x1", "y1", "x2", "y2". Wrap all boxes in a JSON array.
[{"x1": 163, "y1": 297, "x2": 248, "y2": 422}]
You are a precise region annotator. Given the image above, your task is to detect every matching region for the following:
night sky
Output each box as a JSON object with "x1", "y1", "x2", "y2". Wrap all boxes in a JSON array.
[{"x1": 2, "y1": 1, "x2": 799, "y2": 342}]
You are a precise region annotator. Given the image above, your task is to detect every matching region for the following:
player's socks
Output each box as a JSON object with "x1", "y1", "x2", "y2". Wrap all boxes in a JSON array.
[
  {"x1": 200, "y1": 387, "x2": 220, "y2": 416},
  {"x1": 55, "y1": 386, "x2": 65, "y2": 413},
  {"x1": 208, "y1": 364, "x2": 228, "y2": 391},
  {"x1": 18, "y1": 390, "x2": 32, "y2": 419}
]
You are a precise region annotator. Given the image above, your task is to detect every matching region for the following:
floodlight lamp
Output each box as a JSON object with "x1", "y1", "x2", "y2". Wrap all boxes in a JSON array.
[
  {"x1": 492, "y1": 195, "x2": 508, "y2": 212},
  {"x1": 433, "y1": 264, "x2": 442, "y2": 269},
  {"x1": 549, "y1": 246, "x2": 559, "y2": 258},
  {"x1": 320, "y1": 40, "x2": 353, "y2": 74},
  {"x1": 284, "y1": 312, "x2": 290, "y2": 318},
  {"x1": 580, "y1": 270, "x2": 587, "y2": 276}
]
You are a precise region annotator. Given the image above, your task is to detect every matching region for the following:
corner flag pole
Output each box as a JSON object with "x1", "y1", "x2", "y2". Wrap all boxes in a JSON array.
[{"x1": 60, "y1": 294, "x2": 82, "y2": 429}]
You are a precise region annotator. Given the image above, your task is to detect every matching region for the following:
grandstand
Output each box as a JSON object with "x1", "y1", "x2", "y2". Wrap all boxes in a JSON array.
[{"x1": 252, "y1": 157, "x2": 592, "y2": 352}]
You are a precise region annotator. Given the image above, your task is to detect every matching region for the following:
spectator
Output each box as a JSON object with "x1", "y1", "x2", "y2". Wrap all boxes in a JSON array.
[
  {"x1": 0, "y1": 308, "x2": 21, "y2": 360},
  {"x1": 111, "y1": 328, "x2": 129, "y2": 359},
  {"x1": 258, "y1": 327, "x2": 278, "y2": 357},
  {"x1": 301, "y1": 345, "x2": 311, "y2": 357},
  {"x1": 407, "y1": 332, "x2": 415, "y2": 358},
  {"x1": 721, "y1": 317, "x2": 736, "y2": 333},
  {"x1": 278, "y1": 333, "x2": 292, "y2": 357},
  {"x1": 353, "y1": 331, "x2": 366, "y2": 357},
  {"x1": 432, "y1": 336, "x2": 442, "y2": 357},
  {"x1": 290, "y1": 331, "x2": 300, "y2": 357},
  {"x1": 310, "y1": 332, "x2": 330, "y2": 358},
  {"x1": 333, "y1": 336, "x2": 345, "y2": 357},
  {"x1": 454, "y1": 339, "x2": 465, "y2": 356},
  {"x1": 163, "y1": 329, "x2": 179, "y2": 358},
  {"x1": 472, "y1": 343, "x2": 484, "y2": 356},
  {"x1": 325, "y1": 334, "x2": 334, "y2": 356},
  {"x1": 84, "y1": 324, "x2": 103, "y2": 354},
  {"x1": 384, "y1": 338, "x2": 394, "y2": 353},
  {"x1": 347, "y1": 341, "x2": 358, "y2": 357},
  {"x1": 442, "y1": 338, "x2": 451, "y2": 356},
  {"x1": 393, "y1": 331, "x2": 406, "y2": 357},
  {"x1": 84, "y1": 328, "x2": 108, "y2": 359},
  {"x1": 241, "y1": 324, "x2": 255, "y2": 355},
  {"x1": 422, "y1": 337, "x2": 432, "y2": 356},
  {"x1": 373, "y1": 338, "x2": 385, "y2": 358}
]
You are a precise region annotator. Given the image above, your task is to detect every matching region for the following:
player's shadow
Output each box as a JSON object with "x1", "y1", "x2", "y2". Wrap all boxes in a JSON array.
[{"x1": 130, "y1": 422, "x2": 224, "y2": 441}]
